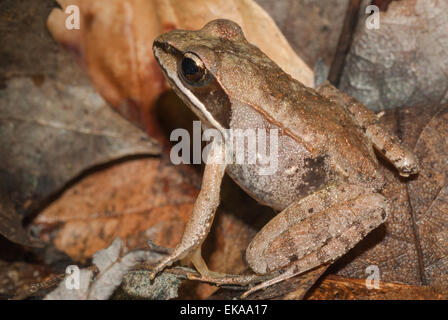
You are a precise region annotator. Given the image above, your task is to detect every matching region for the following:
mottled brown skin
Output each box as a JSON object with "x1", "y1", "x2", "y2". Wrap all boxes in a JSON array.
[{"x1": 150, "y1": 19, "x2": 419, "y2": 297}]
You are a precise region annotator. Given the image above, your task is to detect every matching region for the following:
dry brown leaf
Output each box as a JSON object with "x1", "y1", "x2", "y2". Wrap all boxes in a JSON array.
[
  {"x1": 340, "y1": 0, "x2": 448, "y2": 110},
  {"x1": 0, "y1": 202, "x2": 33, "y2": 247},
  {"x1": 0, "y1": 77, "x2": 159, "y2": 246},
  {"x1": 47, "y1": 0, "x2": 313, "y2": 139},
  {"x1": 32, "y1": 155, "x2": 277, "y2": 299},
  {"x1": 407, "y1": 106, "x2": 448, "y2": 285},
  {"x1": 306, "y1": 274, "x2": 448, "y2": 300},
  {"x1": 33, "y1": 157, "x2": 200, "y2": 262},
  {"x1": 0, "y1": 258, "x2": 50, "y2": 299}
]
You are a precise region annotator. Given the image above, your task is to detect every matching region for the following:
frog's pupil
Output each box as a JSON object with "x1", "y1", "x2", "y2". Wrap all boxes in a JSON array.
[{"x1": 182, "y1": 58, "x2": 199, "y2": 75}]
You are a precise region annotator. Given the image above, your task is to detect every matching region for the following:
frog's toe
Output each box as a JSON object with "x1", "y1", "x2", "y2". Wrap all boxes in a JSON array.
[
  {"x1": 149, "y1": 257, "x2": 175, "y2": 280},
  {"x1": 149, "y1": 271, "x2": 157, "y2": 281},
  {"x1": 149, "y1": 265, "x2": 164, "y2": 280},
  {"x1": 397, "y1": 152, "x2": 419, "y2": 177}
]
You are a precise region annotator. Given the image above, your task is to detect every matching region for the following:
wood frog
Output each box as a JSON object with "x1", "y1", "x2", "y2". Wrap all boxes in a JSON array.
[{"x1": 150, "y1": 19, "x2": 418, "y2": 296}]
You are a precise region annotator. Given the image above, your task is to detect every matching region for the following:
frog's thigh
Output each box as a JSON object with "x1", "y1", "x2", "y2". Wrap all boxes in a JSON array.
[{"x1": 246, "y1": 183, "x2": 389, "y2": 275}]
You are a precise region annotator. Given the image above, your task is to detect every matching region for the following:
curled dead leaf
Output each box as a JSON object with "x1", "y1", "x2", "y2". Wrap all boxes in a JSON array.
[
  {"x1": 306, "y1": 274, "x2": 448, "y2": 300},
  {"x1": 45, "y1": 237, "x2": 170, "y2": 300},
  {"x1": 47, "y1": 0, "x2": 313, "y2": 139}
]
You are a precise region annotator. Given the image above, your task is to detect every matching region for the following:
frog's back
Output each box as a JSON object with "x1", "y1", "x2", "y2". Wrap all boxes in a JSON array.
[
  {"x1": 263, "y1": 73, "x2": 381, "y2": 187},
  {"x1": 217, "y1": 40, "x2": 382, "y2": 193},
  {"x1": 226, "y1": 90, "x2": 383, "y2": 212}
]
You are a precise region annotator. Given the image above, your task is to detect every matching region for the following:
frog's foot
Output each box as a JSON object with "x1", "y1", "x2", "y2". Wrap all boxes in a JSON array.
[
  {"x1": 187, "y1": 247, "x2": 227, "y2": 279},
  {"x1": 149, "y1": 246, "x2": 229, "y2": 281},
  {"x1": 148, "y1": 242, "x2": 199, "y2": 280},
  {"x1": 148, "y1": 239, "x2": 223, "y2": 282},
  {"x1": 179, "y1": 247, "x2": 275, "y2": 288},
  {"x1": 149, "y1": 252, "x2": 180, "y2": 280},
  {"x1": 240, "y1": 266, "x2": 298, "y2": 299},
  {"x1": 186, "y1": 248, "x2": 270, "y2": 286},
  {"x1": 149, "y1": 245, "x2": 275, "y2": 287}
]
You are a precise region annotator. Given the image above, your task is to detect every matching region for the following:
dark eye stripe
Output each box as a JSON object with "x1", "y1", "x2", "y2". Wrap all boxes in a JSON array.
[{"x1": 177, "y1": 52, "x2": 231, "y2": 129}]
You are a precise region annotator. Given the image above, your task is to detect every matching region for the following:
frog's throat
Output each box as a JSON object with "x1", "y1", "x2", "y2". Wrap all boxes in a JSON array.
[{"x1": 154, "y1": 47, "x2": 228, "y2": 140}]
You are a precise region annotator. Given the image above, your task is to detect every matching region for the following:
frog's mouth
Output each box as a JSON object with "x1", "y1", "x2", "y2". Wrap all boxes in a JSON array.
[{"x1": 153, "y1": 41, "x2": 227, "y2": 136}]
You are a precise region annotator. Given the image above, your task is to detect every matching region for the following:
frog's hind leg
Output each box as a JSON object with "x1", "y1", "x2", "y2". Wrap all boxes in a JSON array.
[
  {"x1": 242, "y1": 207, "x2": 383, "y2": 298},
  {"x1": 317, "y1": 82, "x2": 419, "y2": 177},
  {"x1": 242, "y1": 183, "x2": 388, "y2": 298}
]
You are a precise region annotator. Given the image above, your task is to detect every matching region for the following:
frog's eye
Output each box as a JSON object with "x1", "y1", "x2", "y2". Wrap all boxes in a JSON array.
[{"x1": 179, "y1": 52, "x2": 208, "y2": 85}]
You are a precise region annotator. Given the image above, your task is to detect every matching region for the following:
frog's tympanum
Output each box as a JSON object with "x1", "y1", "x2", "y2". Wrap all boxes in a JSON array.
[{"x1": 150, "y1": 19, "x2": 419, "y2": 297}]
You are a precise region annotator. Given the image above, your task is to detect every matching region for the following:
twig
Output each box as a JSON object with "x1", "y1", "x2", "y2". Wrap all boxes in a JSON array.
[{"x1": 327, "y1": 0, "x2": 363, "y2": 86}]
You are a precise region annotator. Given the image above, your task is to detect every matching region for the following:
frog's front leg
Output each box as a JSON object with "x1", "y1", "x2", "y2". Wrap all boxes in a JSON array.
[
  {"x1": 317, "y1": 82, "x2": 419, "y2": 177},
  {"x1": 149, "y1": 139, "x2": 227, "y2": 280},
  {"x1": 242, "y1": 182, "x2": 388, "y2": 297}
]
